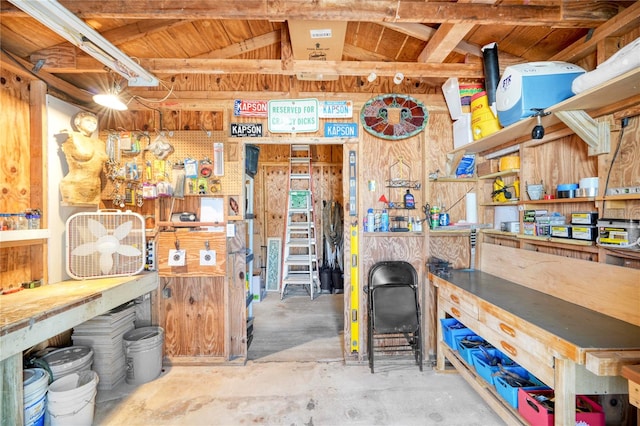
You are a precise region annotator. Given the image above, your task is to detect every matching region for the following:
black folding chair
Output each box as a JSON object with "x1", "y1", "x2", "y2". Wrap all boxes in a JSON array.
[{"x1": 367, "y1": 261, "x2": 422, "y2": 373}]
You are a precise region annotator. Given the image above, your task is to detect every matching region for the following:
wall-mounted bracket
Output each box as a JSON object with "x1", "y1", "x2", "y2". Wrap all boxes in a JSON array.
[{"x1": 554, "y1": 110, "x2": 610, "y2": 156}]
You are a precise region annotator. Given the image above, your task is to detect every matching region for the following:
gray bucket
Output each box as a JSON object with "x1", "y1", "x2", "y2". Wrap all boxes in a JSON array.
[{"x1": 122, "y1": 326, "x2": 164, "y2": 385}]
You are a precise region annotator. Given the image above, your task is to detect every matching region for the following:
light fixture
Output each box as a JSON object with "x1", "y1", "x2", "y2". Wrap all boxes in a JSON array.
[
  {"x1": 8, "y1": 0, "x2": 158, "y2": 87},
  {"x1": 393, "y1": 72, "x2": 404, "y2": 85},
  {"x1": 531, "y1": 108, "x2": 551, "y2": 139},
  {"x1": 93, "y1": 77, "x2": 129, "y2": 110},
  {"x1": 367, "y1": 72, "x2": 377, "y2": 82},
  {"x1": 93, "y1": 93, "x2": 128, "y2": 111}
]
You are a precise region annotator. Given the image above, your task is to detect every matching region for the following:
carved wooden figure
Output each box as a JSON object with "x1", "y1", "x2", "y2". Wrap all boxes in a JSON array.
[{"x1": 59, "y1": 112, "x2": 108, "y2": 205}]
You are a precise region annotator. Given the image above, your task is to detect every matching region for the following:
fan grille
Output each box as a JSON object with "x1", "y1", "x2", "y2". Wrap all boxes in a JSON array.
[{"x1": 66, "y1": 212, "x2": 146, "y2": 279}]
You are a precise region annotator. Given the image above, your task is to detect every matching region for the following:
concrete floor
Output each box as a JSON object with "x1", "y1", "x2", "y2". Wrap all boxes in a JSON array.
[{"x1": 93, "y1": 291, "x2": 505, "y2": 425}]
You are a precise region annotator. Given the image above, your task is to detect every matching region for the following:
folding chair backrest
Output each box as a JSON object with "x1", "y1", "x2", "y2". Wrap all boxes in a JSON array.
[{"x1": 368, "y1": 261, "x2": 417, "y2": 289}]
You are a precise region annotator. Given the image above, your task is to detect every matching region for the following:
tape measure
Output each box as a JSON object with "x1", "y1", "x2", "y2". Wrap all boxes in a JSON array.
[{"x1": 350, "y1": 223, "x2": 359, "y2": 354}]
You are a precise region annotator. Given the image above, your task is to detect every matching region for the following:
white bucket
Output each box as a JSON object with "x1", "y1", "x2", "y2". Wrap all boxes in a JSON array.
[
  {"x1": 46, "y1": 370, "x2": 98, "y2": 426},
  {"x1": 123, "y1": 326, "x2": 164, "y2": 385},
  {"x1": 41, "y1": 346, "x2": 94, "y2": 381},
  {"x1": 23, "y1": 368, "x2": 49, "y2": 426}
]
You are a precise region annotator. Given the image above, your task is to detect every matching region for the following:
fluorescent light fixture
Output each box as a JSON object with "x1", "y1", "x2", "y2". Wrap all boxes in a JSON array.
[
  {"x1": 93, "y1": 93, "x2": 128, "y2": 111},
  {"x1": 8, "y1": 0, "x2": 158, "y2": 87}
]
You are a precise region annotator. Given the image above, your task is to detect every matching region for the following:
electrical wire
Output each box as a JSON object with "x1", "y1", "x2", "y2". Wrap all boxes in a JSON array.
[{"x1": 601, "y1": 117, "x2": 629, "y2": 218}]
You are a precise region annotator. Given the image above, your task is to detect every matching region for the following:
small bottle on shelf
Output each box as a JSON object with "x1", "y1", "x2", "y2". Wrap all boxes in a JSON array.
[
  {"x1": 404, "y1": 189, "x2": 415, "y2": 209},
  {"x1": 381, "y1": 209, "x2": 389, "y2": 232}
]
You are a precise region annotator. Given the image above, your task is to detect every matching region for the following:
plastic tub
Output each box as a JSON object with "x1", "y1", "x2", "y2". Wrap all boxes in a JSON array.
[
  {"x1": 23, "y1": 368, "x2": 49, "y2": 426},
  {"x1": 47, "y1": 370, "x2": 98, "y2": 426}
]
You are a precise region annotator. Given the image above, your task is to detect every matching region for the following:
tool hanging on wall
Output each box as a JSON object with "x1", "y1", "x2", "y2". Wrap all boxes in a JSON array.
[
  {"x1": 349, "y1": 222, "x2": 359, "y2": 354},
  {"x1": 349, "y1": 150, "x2": 357, "y2": 216}
]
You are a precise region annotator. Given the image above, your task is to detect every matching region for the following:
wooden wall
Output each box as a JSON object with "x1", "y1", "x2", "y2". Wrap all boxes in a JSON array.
[{"x1": 0, "y1": 69, "x2": 37, "y2": 289}]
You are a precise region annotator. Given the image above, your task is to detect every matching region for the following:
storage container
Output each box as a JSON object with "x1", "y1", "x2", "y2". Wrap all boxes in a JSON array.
[
  {"x1": 550, "y1": 225, "x2": 571, "y2": 238},
  {"x1": 472, "y1": 348, "x2": 516, "y2": 386},
  {"x1": 571, "y1": 226, "x2": 598, "y2": 242},
  {"x1": 456, "y1": 335, "x2": 493, "y2": 365},
  {"x1": 571, "y1": 211, "x2": 598, "y2": 225},
  {"x1": 496, "y1": 61, "x2": 585, "y2": 127},
  {"x1": 597, "y1": 218, "x2": 640, "y2": 251},
  {"x1": 517, "y1": 389, "x2": 605, "y2": 426},
  {"x1": 494, "y1": 366, "x2": 548, "y2": 409},
  {"x1": 440, "y1": 318, "x2": 469, "y2": 350}
]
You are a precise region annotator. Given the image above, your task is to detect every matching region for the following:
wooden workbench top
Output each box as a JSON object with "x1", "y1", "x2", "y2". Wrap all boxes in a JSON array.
[
  {"x1": 436, "y1": 269, "x2": 640, "y2": 352},
  {"x1": 0, "y1": 273, "x2": 158, "y2": 361},
  {"x1": 622, "y1": 364, "x2": 640, "y2": 383}
]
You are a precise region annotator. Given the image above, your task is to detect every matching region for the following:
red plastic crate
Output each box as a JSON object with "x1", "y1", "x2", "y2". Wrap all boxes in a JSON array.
[{"x1": 517, "y1": 389, "x2": 605, "y2": 426}]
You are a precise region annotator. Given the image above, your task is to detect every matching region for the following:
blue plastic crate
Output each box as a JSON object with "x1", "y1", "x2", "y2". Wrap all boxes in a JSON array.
[
  {"x1": 455, "y1": 334, "x2": 493, "y2": 365},
  {"x1": 471, "y1": 348, "x2": 516, "y2": 386},
  {"x1": 440, "y1": 318, "x2": 469, "y2": 350},
  {"x1": 494, "y1": 366, "x2": 549, "y2": 409}
]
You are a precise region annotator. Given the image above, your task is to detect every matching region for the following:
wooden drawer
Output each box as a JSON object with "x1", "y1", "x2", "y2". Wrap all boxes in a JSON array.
[
  {"x1": 439, "y1": 297, "x2": 480, "y2": 333},
  {"x1": 629, "y1": 380, "x2": 640, "y2": 408},
  {"x1": 438, "y1": 280, "x2": 479, "y2": 321},
  {"x1": 478, "y1": 301, "x2": 556, "y2": 386}
]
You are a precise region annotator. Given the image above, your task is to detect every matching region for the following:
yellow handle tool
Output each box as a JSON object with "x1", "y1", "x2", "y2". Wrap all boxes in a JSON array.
[{"x1": 350, "y1": 223, "x2": 359, "y2": 354}]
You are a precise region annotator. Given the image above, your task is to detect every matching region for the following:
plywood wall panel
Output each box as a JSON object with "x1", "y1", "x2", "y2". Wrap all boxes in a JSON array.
[
  {"x1": 264, "y1": 165, "x2": 288, "y2": 239},
  {"x1": 159, "y1": 276, "x2": 225, "y2": 357},
  {"x1": 429, "y1": 235, "x2": 470, "y2": 270}
]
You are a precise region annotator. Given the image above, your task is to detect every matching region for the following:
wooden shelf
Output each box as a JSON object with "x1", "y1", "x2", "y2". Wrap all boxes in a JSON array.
[
  {"x1": 478, "y1": 169, "x2": 519, "y2": 180},
  {"x1": 518, "y1": 234, "x2": 596, "y2": 248},
  {"x1": 450, "y1": 67, "x2": 640, "y2": 155},
  {"x1": 0, "y1": 229, "x2": 50, "y2": 244},
  {"x1": 520, "y1": 197, "x2": 596, "y2": 205},
  {"x1": 599, "y1": 193, "x2": 640, "y2": 201},
  {"x1": 429, "y1": 177, "x2": 478, "y2": 183}
]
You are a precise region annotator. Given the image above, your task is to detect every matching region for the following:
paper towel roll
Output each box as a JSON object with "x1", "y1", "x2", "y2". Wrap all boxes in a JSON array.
[{"x1": 465, "y1": 192, "x2": 478, "y2": 223}]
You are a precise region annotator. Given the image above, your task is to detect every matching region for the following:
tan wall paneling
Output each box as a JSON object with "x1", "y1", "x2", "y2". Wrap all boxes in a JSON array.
[
  {"x1": 156, "y1": 231, "x2": 227, "y2": 277},
  {"x1": 599, "y1": 115, "x2": 640, "y2": 220},
  {"x1": 157, "y1": 276, "x2": 226, "y2": 358},
  {"x1": 429, "y1": 235, "x2": 470, "y2": 270},
  {"x1": 263, "y1": 165, "x2": 288, "y2": 240},
  {"x1": 1, "y1": 69, "x2": 36, "y2": 290},
  {"x1": 0, "y1": 69, "x2": 31, "y2": 213},
  {"x1": 227, "y1": 221, "x2": 247, "y2": 359},
  {"x1": 426, "y1": 111, "x2": 455, "y2": 178}
]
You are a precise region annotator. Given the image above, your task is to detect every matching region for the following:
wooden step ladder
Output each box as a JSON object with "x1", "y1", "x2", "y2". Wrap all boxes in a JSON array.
[{"x1": 281, "y1": 145, "x2": 319, "y2": 300}]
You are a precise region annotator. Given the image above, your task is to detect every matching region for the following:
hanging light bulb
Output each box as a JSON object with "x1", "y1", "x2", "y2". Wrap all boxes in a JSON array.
[{"x1": 93, "y1": 80, "x2": 128, "y2": 110}]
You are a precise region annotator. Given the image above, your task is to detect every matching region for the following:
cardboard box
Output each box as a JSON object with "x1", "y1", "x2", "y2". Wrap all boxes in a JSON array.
[
  {"x1": 453, "y1": 113, "x2": 473, "y2": 149},
  {"x1": 517, "y1": 389, "x2": 605, "y2": 426}
]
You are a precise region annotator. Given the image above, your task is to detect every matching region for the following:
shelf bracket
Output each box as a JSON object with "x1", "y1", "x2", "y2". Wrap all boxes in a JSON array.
[{"x1": 554, "y1": 110, "x2": 610, "y2": 156}]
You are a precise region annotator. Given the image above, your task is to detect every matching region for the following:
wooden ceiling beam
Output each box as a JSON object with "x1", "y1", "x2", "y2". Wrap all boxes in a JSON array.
[
  {"x1": 418, "y1": 0, "x2": 495, "y2": 63},
  {"x1": 0, "y1": 49, "x2": 94, "y2": 103},
  {"x1": 39, "y1": 57, "x2": 483, "y2": 78},
  {"x1": 195, "y1": 30, "x2": 281, "y2": 59},
  {"x1": 1, "y1": 1, "x2": 615, "y2": 27},
  {"x1": 551, "y1": 0, "x2": 640, "y2": 63}
]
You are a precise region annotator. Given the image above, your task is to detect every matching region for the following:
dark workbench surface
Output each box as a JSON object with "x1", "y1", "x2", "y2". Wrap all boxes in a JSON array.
[{"x1": 439, "y1": 269, "x2": 640, "y2": 351}]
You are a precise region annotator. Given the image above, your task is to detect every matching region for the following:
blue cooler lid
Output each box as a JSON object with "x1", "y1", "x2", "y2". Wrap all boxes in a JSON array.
[{"x1": 557, "y1": 183, "x2": 578, "y2": 191}]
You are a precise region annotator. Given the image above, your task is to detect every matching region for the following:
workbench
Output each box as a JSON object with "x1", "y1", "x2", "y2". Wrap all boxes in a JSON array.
[
  {"x1": 432, "y1": 243, "x2": 640, "y2": 426},
  {"x1": 0, "y1": 272, "x2": 158, "y2": 426}
]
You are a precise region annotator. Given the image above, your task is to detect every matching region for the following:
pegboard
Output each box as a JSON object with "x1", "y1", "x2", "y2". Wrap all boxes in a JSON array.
[{"x1": 100, "y1": 130, "x2": 243, "y2": 199}]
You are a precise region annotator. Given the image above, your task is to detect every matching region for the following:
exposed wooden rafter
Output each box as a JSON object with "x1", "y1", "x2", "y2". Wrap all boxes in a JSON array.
[{"x1": 1, "y1": 1, "x2": 618, "y2": 27}]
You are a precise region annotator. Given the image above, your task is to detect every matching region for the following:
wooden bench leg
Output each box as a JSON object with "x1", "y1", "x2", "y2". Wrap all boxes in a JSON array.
[{"x1": 555, "y1": 357, "x2": 576, "y2": 426}]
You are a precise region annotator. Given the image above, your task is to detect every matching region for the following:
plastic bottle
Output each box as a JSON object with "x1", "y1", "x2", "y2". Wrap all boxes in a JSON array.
[
  {"x1": 366, "y1": 208, "x2": 375, "y2": 232},
  {"x1": 404, "y1": 189, "x2": 415, "y2": 209},
  {"x1": 381, "y1": 209, "x2": 389, "y2": 232}
]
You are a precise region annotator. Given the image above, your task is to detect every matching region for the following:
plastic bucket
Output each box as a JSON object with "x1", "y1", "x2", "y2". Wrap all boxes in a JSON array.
[
  {"x1": 46, "y1": 370, "x2": 98, "y2": 426},
  {"x1": 41, "y1": 346, "x2": 93, "y2": 381},
  {"x1": 23, "y1": 368, "x2": 49, "y2": 426},
  {"x1": 123, "y1": 326, "x2": 164, "y2": 385}
]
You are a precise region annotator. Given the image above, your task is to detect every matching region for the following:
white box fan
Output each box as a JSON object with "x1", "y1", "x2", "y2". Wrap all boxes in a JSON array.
[{"x1": 66, "y1": 211, "x2": 146, "y2": 279}]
